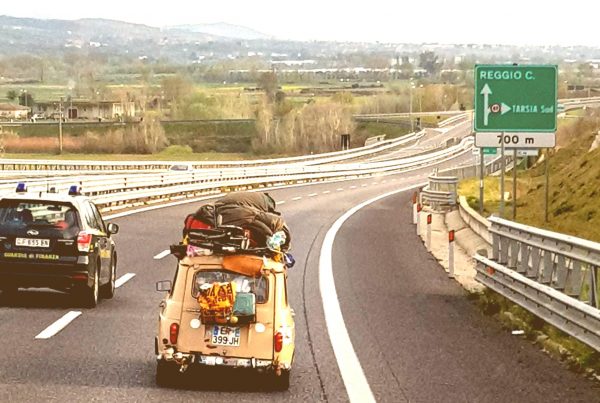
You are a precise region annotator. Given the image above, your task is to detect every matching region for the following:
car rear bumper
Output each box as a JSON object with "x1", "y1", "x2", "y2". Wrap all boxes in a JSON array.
[
  {"x1": 158, "y1": 348, "x2": 281, "y2": 370},
  {"x1": 0, "y1": 260, "x2": 89, "y2": 289}
]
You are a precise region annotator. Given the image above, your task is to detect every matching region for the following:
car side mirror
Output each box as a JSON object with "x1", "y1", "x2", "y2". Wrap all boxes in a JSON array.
[
  {"x1": 107, "y1": 223, "x2": 119, "y2": 235},
  {"x1": 156, "y1": 280, "x2": 172, "y2": 292}
]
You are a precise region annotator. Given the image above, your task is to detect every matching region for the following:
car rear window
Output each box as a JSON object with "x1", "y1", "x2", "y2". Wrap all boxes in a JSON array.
[
  {"x1": 0, "y1": 200, "x2": 80, "y2": 229},
  {"x1": 192, "y1": 270, "x2": 269, "y2": 304}
]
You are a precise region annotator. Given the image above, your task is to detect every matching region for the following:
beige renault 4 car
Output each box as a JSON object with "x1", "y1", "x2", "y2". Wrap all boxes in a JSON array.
[{"x1": 155, "y1": 252, "x2": 295, "y2": 390}]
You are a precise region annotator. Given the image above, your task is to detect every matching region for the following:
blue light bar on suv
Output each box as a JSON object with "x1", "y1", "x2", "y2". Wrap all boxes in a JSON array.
[
  {"x1": 16, "y1": 182, "x2": 27, "y2": 193},
  {"x1": 68, "y1": 185, "x2": 82, "y2": 196}
]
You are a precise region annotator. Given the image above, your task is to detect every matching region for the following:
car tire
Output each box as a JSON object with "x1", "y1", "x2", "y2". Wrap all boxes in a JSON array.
[
  {"x1": 156, "y1": 360, "x2": 179, "y2": 388},
  {"x1": 100, "y1": 255, "x2": 116, "y2": 299},
  {"x1": 271, "y1": 369, "x2": 290, "y2": 391},
  {"x1": 81, "y1": 263, "x2": 100, "y2": 308}
]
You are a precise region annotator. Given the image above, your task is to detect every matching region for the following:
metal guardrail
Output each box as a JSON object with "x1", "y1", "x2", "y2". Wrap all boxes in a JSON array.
[
  {"x1": 420, "y1": 172, "x2": 458, "y2": 211},
  {"x1": 458, "y1": 196, "x2": 492, "y2": 245},
  {"x1": 85, "y1": 137, "x2": 473, "y2": 211},
  {"x1": 470, "y1": 216, "x2": 600, "y2": 351},
  {"x1": 474, "y1": 255, "x2": 600, "y2": 351},
  {"x1": 0, "y1": 129, "x2": 424, "y2": 172}
]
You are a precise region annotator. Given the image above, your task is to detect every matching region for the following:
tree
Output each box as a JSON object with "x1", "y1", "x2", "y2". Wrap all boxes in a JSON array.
[
  {"x1": 6, "y1": 90, "x2": 17, "y2": 102},
  {"x1": 18, "y1": 92, "x2": 34, "y2": 107},
  {"x1": 258, "y1": 72, "x2": 278, "y2": 102},
  {"x1": 419, "y1": 51, "x2": 442, "y2": 77}
]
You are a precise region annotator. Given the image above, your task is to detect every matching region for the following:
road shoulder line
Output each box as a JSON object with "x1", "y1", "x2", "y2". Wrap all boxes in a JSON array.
[{"x1": 318, "y1": 183, "x2": 424, "y2": 403}]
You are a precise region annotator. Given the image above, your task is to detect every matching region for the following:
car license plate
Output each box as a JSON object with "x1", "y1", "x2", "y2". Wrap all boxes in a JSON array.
[
  {"x1": 15, "y1": 238, "x2": 50, "y2": 248},
  {"x1": 211, "y1": 325, "x2": 241, "y2": 347}
]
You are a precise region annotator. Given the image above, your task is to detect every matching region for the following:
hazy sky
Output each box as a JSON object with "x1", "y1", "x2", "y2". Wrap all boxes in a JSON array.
[{"x1": 1, "y1": 0, "x2": 598, "y2": 46}]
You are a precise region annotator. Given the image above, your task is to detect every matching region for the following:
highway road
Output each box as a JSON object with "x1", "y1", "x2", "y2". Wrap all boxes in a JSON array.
[{"x1": 0, "y1": 152, "x2": 599, "y2": 402}]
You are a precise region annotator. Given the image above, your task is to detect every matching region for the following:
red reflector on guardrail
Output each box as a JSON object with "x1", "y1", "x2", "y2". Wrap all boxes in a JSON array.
[
  {"x1": 449, "y1": 230, "x2": 455, "y2": 242},
  {"x1": 427, "y1": 214, "x2": 432, "y2": 225},
  {"x1": 417, "y1": 203, "x2": 422, "y2": 213}
]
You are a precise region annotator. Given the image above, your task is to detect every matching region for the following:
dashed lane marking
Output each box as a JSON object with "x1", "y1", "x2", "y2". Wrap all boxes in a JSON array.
[
  {"x1": 292, "y1": 196, "x2": 302, "y2": 201},
  {"x1": 323, "y1": 190, "x2": 331, "y2": 194},
  {"x1": 349, "y1": 186, "x2": 357, "y2": 189},
  {"x1": 153, "y1": 249, "x2": 171, "y2": 260},
  {"x1": 35, "y1": 311, "x2": 82, "y2": 340},
  {"x1": 277, "y1": 200, "x2": 285, "y2": 205},
  {"x1": 361, "y1": 184, "x2": 368, "y2": 187},
  {"x1": 336, "y1": 188, "x2": 344, "y2": 191},
  {"x1": 308, "y1": 193, "x2": 318, "y2": 197},
  {"x1": 115, "y1": 273, "x2": 136, "y2": 288}
]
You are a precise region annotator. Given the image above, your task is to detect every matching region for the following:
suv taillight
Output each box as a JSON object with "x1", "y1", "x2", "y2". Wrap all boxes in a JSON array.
[
  {"x1": 274, "y1": 332, "x2": 283, "y2": 352},
  {"x1": 77, "y1": 231, "x2": 92, "y2": 252},
  {"x1": 169, "y1": 323, "x2": 179, "y2": 344}
]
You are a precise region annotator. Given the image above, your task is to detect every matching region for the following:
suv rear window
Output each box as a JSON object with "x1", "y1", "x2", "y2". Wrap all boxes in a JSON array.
[
  {"x1": 0, "y1": 200, "x2": 80, "y2": 230},
  {"x1": 192, "y1": 270, "x2": 269, "y2": 304}
]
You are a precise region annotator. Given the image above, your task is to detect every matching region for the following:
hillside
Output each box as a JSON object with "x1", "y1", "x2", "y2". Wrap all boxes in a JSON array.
[
  {"x1": 460, "y1": 109, "x2": 600, "y2": 241},
  {"x1": 167, "y1": 22, "x2": 271, "y2": 40},
  {"x1": 0, "y1": 15, "x2": 218, "y2": 56}
]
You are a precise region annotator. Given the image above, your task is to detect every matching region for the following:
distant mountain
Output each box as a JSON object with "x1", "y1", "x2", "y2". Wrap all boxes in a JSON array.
[
  {"x1": 167, "y1": 22, "x2": 271, "y2": 40},
  {"x1": 0, "y1": 15, "x2": 219, "y2": 56}
]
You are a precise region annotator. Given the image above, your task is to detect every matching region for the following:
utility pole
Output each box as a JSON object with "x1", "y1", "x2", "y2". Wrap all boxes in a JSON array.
[
  {"x1": 499, "y1": 133, "x2": 505, "y2": 218},
  {"x1": 58, "y1": 97, "x2": 63, "y2": 154},
  {"x1": 512, "y1": 148, "x2": 517, "y2": 220},
  {"x1": 409, "y1": 81, "x2": 414, "y2": 132}
]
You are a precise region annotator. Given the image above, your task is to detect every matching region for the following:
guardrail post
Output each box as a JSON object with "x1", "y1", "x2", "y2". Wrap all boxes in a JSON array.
[
  {"x1": 426, "y1": 213, "x2": 432, "y2": 251},
  {"x1": 412, "y1": 192, "x2": 418, "y2": 224},
  {"x1": 448, "y1": 230, "x2": 455, "y2": 278},
  {"x1": 416, "y1": 203, "x2": 422, "y2": 236}
]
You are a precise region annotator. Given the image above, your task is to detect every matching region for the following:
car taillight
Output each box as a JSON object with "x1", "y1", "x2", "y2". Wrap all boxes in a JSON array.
[
  {"x1": 274, "y1": 332, "x2": 283, "y2": 352},
  {"x1": 77, "y1": 231, "x2": 92, "y2": 252},
  {"x1": 169, "y1": 323, "x2": 179, "y2": 344}
]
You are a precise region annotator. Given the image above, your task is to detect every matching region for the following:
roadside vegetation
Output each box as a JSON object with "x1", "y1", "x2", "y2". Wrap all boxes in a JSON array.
[{"x1": 459, "y1": 108, "x2": 600, "y2": 242}]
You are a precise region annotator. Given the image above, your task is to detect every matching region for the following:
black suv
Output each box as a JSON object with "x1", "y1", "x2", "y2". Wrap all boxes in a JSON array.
[{"x1": 0, "y1": 184, "x2": 119, "y2": 307}]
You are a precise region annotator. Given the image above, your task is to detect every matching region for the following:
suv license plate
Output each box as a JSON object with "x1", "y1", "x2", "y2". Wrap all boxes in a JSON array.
[
  {"x1": 15, "y1": 238, "x2": 50, "y2": 248},
  {"x1": 211, "y1": 325, "x2": 241, "y2": 347}
]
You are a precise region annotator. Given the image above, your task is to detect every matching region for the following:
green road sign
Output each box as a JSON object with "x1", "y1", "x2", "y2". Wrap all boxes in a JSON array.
[
  {"x1": 483, "y1": 147, "x2": 497, "y2": 155},
  {"x1": 474, "y1": 65, "x2": 557, "y2": 132}
]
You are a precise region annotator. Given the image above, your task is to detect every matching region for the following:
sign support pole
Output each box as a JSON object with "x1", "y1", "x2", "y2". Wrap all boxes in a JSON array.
[
  {"x1": 544, "y1": 148, "x2": 550, "y2": 222},
  {"x1": 512, "y1": 148, "x2": 517, "y2": 220},
  {"x1": 479, "y1": 147, "x2": 484, "y2": 214},
  {"x1": 500, "y1": 132, "x2": 505, "y2": 218}
]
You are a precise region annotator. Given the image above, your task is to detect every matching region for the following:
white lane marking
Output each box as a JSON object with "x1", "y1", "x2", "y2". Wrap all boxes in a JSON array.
[
  {"x1": 336, "y1": 188, "x2": 344, "y2": 191},
  {"x1": 292, "y1": 196, "x2": 302, "y2": 201},
  {"x1": 319, "y1": 183, "x2": 424, "y2": 403},
  {"x1": 350, "y1": 185, "x2": 357, "y2": 189},
  {"x1": 277, "y1": 200, "x2": 285, "y2": 205},
  {"x1": 115, "y1": 273, "x2": 136, "y2": 288},
  {"x1": 153, "y1": 249, "x2": 171, "y2": 260},
  {"x1": 361, "y1": 184, "x2": 368, "y2": 187},
  {"x1": 372, "y1": 182, "x2": 379, "y2": 185},
  {"x1": 308, "y1": 193, "x2": 318, "y2": 197},
  {"x1": 323, "y1": 190, "x2": 331, "y2": 194},
  {"x1": 35, "y1": 311, "x2": 82, "y2": 340},
  {"x1": 382, "y1": 180, "x2": 387, "y2": 183}
]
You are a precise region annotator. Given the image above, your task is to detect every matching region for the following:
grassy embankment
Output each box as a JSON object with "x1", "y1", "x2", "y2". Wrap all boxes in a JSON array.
[{"x1": 460, "y1": 108, "x2": 600, "y2": 377}]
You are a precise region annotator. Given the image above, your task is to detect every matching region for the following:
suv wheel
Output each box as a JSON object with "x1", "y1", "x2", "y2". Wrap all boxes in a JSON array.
[
  {"x1": 271, "y1": 369, "x2": 290, "y2": 391},
  {"x1": 156, "y1": 360, "x2": 179, "y2": 388},
  {"x1": 82, "y1": 263, "x2": 99, "y2": 308},
  {"x1": 100, "y1": 256, "x2": 116, "y2": 299}
]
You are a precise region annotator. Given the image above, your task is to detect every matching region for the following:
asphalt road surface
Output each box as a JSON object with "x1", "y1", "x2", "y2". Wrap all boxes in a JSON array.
[{"x1": 1, "y1": 152, "x2": 598, "y2": 402}]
